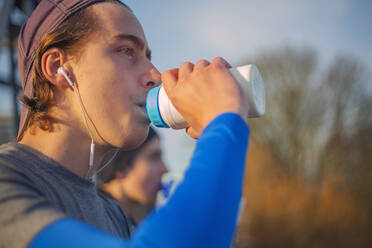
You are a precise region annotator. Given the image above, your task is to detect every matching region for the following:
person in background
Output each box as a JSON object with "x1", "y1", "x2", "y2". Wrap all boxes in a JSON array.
[{"x1": 97, "y1": 127, "x2": 168, "y2": 225}]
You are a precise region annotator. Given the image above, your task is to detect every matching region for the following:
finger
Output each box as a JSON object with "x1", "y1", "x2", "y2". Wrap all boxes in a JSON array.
[
  {"x1": 162, "y1": 68, "x2": 179, "y2": 93},
  {"x1": 178, "y1": 62, "x2": 194, "y2": 80},
  {"x1": 211, "y1": 56, "x2": 232, "y2": 69},
  {"x1": 186, "y1": 127, "x2": 200, "y2": 139},
  {"x1": 194, "y1": 59, "x2": 210, "y2": 71}
]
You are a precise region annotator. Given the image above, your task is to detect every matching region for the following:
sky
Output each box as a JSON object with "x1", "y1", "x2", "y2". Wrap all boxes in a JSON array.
[
  {"x1": 125, "y1": 0, "x2": 372, "y2": 70},
  {"x1": 0, "y1": 0, "x2": 371, "y2": 179}
]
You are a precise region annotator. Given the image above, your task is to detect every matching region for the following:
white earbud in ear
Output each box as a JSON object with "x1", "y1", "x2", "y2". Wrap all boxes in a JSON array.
[
  {"x1": 57, "y1": 67, "x2": 74, "y2": 88},
  {"x1": 57, "y1": 66, "x2": 95, "y2": 177}
]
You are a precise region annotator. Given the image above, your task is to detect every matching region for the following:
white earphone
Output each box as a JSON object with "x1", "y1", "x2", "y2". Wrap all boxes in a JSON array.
[
  {"x1": 57, "y1": 67, "x2": 119, "y2": 179},
  {"x1": 58, "y1": 67, "x2": 95, "y2": 178},
  {"x1": 57, "y1": 67, "x2": 74, "y2": 88}
]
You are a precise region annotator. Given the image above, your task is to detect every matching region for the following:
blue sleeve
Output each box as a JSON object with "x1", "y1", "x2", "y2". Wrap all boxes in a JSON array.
[
  {"x1": 29, "y1": 113, "x2": 249, "y2": 248},
  {"x1": 29, "y1": 218, "x2": 128, "y2": 248}
]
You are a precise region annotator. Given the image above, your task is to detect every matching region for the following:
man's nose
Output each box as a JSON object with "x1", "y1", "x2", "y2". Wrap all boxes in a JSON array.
[
  {"x1": 143, "y1": 65, "x2": 161, "y2": 90},
  {"x1": 161, "y1": 161, "x2": 169, "y2": 174}
]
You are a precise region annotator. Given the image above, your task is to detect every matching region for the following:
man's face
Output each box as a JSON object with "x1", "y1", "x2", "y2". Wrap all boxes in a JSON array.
[
  {"x1": 69, "y1": 2, "x2": 160, "y2": 148},
  {"x1": 120, "y1": 137, "x2": 168, "y2": 204}
]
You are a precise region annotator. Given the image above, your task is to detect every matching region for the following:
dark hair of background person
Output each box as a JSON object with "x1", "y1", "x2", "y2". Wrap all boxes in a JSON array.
[{"x1": 96, "y1": 127, "x2": 159, "y2": 186}]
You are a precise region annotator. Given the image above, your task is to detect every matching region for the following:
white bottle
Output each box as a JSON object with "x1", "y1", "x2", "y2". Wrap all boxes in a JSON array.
[{"x1": 146, "y1": 64, "x2": 266, "y2": 129}]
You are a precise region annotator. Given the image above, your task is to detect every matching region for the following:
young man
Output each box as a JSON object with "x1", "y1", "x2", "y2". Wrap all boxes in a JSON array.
[{"x1": 0, "y1": 0, "x2": 250, "y2": 247}]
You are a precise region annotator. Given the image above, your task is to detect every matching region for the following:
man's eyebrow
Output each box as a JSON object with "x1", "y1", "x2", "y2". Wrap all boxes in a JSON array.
[{"x1": 113, "y1": 33, "x2": 152, "y2": 60}]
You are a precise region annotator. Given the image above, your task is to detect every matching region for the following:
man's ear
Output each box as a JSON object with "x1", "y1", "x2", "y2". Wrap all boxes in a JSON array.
[{"x1": 41, "y1": 48, "x2": 72, "y2": 90}]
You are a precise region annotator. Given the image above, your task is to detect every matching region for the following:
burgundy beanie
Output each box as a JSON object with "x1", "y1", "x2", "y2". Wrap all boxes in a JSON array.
[{"x1": 17, "y1": 0, "x2": 107, "y2": 140}]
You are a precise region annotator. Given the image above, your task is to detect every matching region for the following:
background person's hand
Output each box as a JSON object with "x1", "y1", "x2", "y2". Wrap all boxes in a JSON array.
[{"x1": 162, "y1": 57, "x2": 248, "y2": 138}]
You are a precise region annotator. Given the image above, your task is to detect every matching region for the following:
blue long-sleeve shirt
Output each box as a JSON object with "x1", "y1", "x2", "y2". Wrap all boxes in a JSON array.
[{"x1": 30, "y1": 113, "x2": 250, "y2": 248}]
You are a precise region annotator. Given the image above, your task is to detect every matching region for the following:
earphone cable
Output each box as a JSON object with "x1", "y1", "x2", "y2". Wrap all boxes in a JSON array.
[
  {"x1": 71, "y1": 85, "x2": 95, "y2": 178},
  {"x1": 95, "y1": 148, "x2": 120, "y2": 176}
]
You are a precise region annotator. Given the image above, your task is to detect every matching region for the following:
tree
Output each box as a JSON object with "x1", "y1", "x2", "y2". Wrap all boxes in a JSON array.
[
  {"x1": 233, "y1": 47, "x2": 372, "y2": 248},
  {"x1": 243, "y1": 47, "x2": 372, "y2": 180}
]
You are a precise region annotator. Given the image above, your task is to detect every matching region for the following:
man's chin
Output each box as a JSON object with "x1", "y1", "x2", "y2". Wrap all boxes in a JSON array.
[
  {"x1": 123, "y1": 126, "x2": 149, "y2": 150},
  {"x1": 140, "y1": 109, "x2": 151, "y2": 125},
  {"x1": 140, "y1": 114, "x2": 151, "y2": 125},
  {"x1": 136, "y1": 105, "x2": 151, "y2": 125}
]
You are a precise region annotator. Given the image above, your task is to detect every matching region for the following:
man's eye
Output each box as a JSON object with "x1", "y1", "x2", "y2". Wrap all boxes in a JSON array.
[{"x1": 119, "y1": 47, "x2": 134, "y2": 56}]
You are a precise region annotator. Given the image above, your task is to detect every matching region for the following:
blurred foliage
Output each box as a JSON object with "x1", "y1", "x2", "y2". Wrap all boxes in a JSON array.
[{"x1": 234, "y1": 47, "x2": 372, "y2": 247}]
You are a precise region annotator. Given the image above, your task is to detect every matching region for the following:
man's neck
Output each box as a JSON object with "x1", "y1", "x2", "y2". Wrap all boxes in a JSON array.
[{"x1": 19, "y1": 125, "x2": 109, "y2": 178}]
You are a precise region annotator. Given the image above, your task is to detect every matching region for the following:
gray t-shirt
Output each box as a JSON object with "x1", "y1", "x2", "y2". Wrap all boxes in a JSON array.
[{"x1": 0, "y1": 142, "x2": 133, "y2": 248}]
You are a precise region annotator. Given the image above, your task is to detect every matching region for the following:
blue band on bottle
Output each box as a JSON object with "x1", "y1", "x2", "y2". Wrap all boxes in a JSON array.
[{"x1": 146, "y1": 86, "x2": 169, "y2": 128}]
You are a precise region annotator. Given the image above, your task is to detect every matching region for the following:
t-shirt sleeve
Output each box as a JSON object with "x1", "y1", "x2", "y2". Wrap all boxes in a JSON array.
[{"x1": 0, "y1": 159, "x2": 65, "y2": 248}]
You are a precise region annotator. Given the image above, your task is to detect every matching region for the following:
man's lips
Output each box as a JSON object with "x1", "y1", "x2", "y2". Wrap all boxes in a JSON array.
[
  {"x1": 136, "y1": 96, "x2": 147, "y2": 112},
  {"x1": 136, "y1": 102, "x2": 146, "y2": 109}
]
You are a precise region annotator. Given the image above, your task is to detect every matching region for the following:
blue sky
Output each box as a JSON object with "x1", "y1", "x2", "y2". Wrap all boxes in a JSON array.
[
  {"x1": 0, "y1": 0, "x2": 371, "y2": 178},
  {"x1": 126, "y1": 0, "x2": 371, "y2": 70}
]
